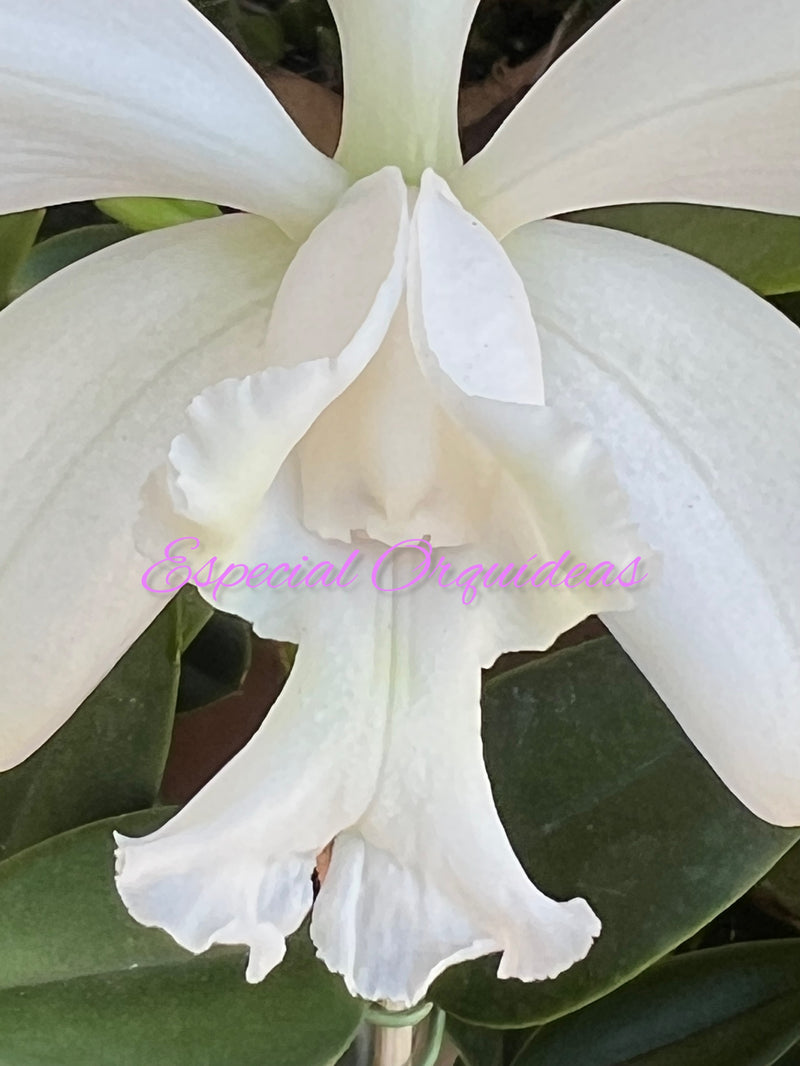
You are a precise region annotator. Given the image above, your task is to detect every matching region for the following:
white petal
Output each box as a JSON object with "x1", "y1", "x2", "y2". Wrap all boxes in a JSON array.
[
  {"x1": 407, "y1": 175, "x2": 651, "y2": 653},
  {"x1": 115, "y1": 555, "x2": 391, "y2": 979},
  {"x1": 0, "y1": 0, "x2": 346, "y2": 237},
  {"x1": 164, "y1": 167, "x2": 409, "y2": 547},
  {"x1": 0, "y1": 215, "x2": 294, "y2": 770},
  {"x1": 258, "y1": 167, "x2": 408, "y2": 371},
  {"x1": 412, "y1": 170, "x2": 544, "y2": 404},
  {"x1": 453, "y1": 0, "x2": 800, "y2": 237},
  {"x1": 330, "y1": 0, "x2": 478, "y2": 180},
  {"x1": 507, "y1": 219, "x2": 800, "y2": 826},
  {"x1": 312, "y1": 570, "x2": 601, "y2": 1007}
]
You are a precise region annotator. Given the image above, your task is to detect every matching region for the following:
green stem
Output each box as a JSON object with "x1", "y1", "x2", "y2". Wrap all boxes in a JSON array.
[
  {"x1": 416, "y1": 1009, "x2": 446, "y2": 1066},
  {"x1": 365, "y1": 1002, "x2": 433, "y2": 1029}
]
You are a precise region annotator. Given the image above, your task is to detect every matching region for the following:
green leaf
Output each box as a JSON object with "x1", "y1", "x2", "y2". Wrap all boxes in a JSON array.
[
  {"x1": 177, "y1": 610, "x2": 253, "y2": 713},
  {"x1": 0, "y1": 812, "x2": 364, "y2": 1066},
  {"x1": 334, "y1": 1030, "x2": 370, "y2": 1065},
  {"x1": 0, "y1": 599, "x2": 186, "y2": 859},
  {"x1": 9, "y1": 224, "x2": 131, "y2": 299},
  {"x1": 0, "y1": 810, "x2": 178, "y2": 985},
  {"x1": 776, "y1": 1040, "x2": 800, "y2": 1065},
  {"x1": 279, "y1": 0, "x2": 338, "y2": 53},
  {"x1": 97, "y1": 196, "x2": 221, "y2": 232},
  {"x1": 238, "y1": 11, "x2": 286, "y2": 66},
  {"x1": 190, "y1": 0, "x2": 234, "y2": 31},
  {"x1": 511, "y1": 941, "x2": 800, "y2": 1066},
  {"x1": 771, "y1": 292, "x2": 800, "y2": 327},
  {"x1": 0, "y1": 210, "x2": 44, "y2": 307},
  {"x1": 447, "y1": 1016, "x2": 505, "y2": 1066},
  {"x1": 432, "y1": 638, "x2": 799, "y2": 1027},
  {"x1": 175, "y1": 585, "x2": 215, "y2": 654},
  {"x1": 567, "y1": 204, "x2": 800, "y2": 295},
  {"x1": 756, "y1": 841, "x2": 800, "y2": 930}
]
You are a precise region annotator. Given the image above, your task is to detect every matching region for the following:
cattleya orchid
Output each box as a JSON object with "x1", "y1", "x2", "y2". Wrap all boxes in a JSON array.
[{"x1": 1, "y1": 0, "x2": 799, "y2": 1008}]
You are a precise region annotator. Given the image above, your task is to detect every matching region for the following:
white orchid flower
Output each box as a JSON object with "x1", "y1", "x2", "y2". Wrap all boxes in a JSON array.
[{"x1": 1, "y1": 0, "x2": 799, "y2": 1008}]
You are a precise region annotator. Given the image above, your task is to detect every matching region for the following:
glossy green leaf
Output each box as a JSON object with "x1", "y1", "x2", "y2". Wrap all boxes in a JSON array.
[
  {"x1": 177, "y1": 610, "x2": 252, "y2": 713},
  {"x1": 175, "y1": 585, "x2": 215, "y2": 654},
  {"x1": 447, "y1": 1017, "x2": 505, "y2": 1066},
  {"x1": 776, "y1": 1040, "x2": 800, "y2": 1065},
  {"x1": 0, "y1": 810, "x2": 180, "y2": 985},
  {"x1": 0, "y1": 811, "x2": 363, "y2": 1066},
  {"x1": 567, "y1": 204, "x2": 800, "y2": 295},
  {"x1": 512, "y1": 941, "x2": 800, "y2": 1066},
  {"x1": 432, "y1": 639, "x2": 799, "y2": 1026},
  {"x1": 334, "y1": 1029, "x2": 370, "y2": 1065},
  {"x1": 0, "y1": 599, "x2": 186, "y2": 859},
  {"x1": 97, "y1": 196, "x2": 221, "y2": 232},
  {"x1": 0, "y1": 210, "x2": 44, "y2": 306},
  {"x1": 756, "y1": 841, "x2": 800, "y2": 930},
  {"x1": 9, "y1": 224, "x2": 131, "y2": 299}
]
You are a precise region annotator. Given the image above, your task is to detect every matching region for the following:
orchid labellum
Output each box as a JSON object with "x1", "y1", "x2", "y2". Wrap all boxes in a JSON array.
[{"x1": 1, "y1": 0, "x2": 799, "y2": 1010}]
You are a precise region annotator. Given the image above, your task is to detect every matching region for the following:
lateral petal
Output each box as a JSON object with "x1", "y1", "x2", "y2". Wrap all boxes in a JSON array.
[
  {"x1": 0, "y1": 215, "x2": 294, "y2": 769},
  {"x1": 408, "y1": 173, "x2": 650, "y2": 653},
  {"x1": 411, "y1": 171, "x2": 544, "y2": 404},
  {"x1": 0, "y1": 0, "x2": 346, "y2": 236},
  {"x1": 454, "y1": 0, "x2": 800, "y2": 237},
  {"x1": 507, "y1": 218, "x2": 800, "y2": 826},
  {"x1": 164, "y1": 167, "x2": 408, "y2": 550}
]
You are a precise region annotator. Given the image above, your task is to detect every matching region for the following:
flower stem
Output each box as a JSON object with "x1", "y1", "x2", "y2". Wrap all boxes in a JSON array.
[
  {"x1": 371, "y1": 1025, "x2": 414, "y2": 1066},
  {"x1": 368, "y1": 1006, "x2": 447, "y2": 1066}
]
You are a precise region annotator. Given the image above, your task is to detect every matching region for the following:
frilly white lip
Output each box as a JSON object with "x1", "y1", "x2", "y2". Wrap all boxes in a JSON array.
[{"x1": 114, "y1": 530, "x2": 603, "y2": 1007}]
